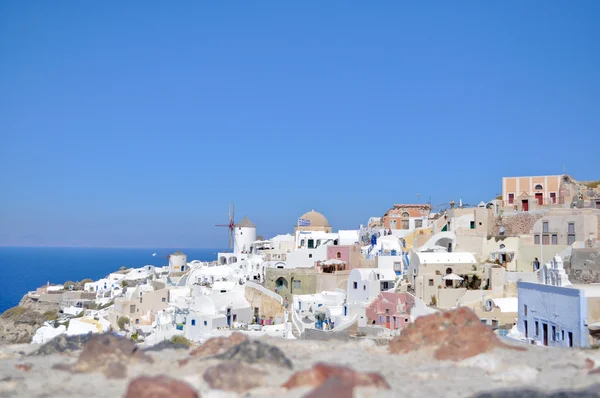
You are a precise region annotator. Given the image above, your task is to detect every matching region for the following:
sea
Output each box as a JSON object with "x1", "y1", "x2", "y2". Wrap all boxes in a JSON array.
[{"x1": 0, "y1": 247, "x2": 224, "y2": 313}]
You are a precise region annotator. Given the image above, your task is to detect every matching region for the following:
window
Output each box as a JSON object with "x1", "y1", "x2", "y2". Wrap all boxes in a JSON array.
[
  {"x1": 542, "y1": 235, "x2": 549, "y2": 245},
  {"x1": 429, "y1": 279, "x2": 434, "y2": 286},
  {"x1": 162, "y1": 297, "x2": 166, "y2": 302},
  {"x1": 415, "y1": 219, "x2": 423, "y2": 228},
  {"x1": 524, "y1": 305, "x2": 527, "y2": 315},
  {"x1": 135, "y1": 319, "x2": 139, "y2": 324},
  {"x1": 308, "y1": 239, "x2": 314, "y2": 249},
  {"x1": 534, "y1": 234, "x2": 540, "y2": 245},
  {"x1": 191, "y1": 319, "x2": 196, "y2": 326},
  {"x1": 543, "y1": 222, "x2": 549, "y2": 233},
  {"x1": 353, "y1": 282, "x2": 358, "y2": 289},
  {"x1": 363, "y1": 285, "x2": 366, "y2": 291},
  {"x1": 130, "y1": 305, "x2": 136, "y2": 314},
  {"x1": 550, "y1": 192, "x2": 556, "y2": 203},
  {"x1": 293, "y1": 280, "x2": 302, "y2": 289},
  {"x1": 401, "y1": 220, "x2": 409, "y2": 229},
  {"x1": 204, "y1": 321, "x2": 207, "y2": 326},
  {"x1": 470, "y1": 221, "x2": 475, "y2": 229},
  {"x1": 233, "y1": 314, "x2": 237, "y2": 322},
  {"x1": 535, "y1": 184, "x2": 543, "y2": 190},
  {"x1": 401, "y1": 212, "x2": 410, "y2": 218},
  {"x1": 308, "y1": 254, "x2": 312, "y2": 258},
  {"x1": 300, "y1": 239, "x2": 305, "y2": 247},
  {"x1": 480, "y1": 319, "x2": 487, "y2": 325},
  {"x1": 140, "y1": 297, "x2": 143, "y2": 303},
  {"x1": 394, "y1": 262, "x2": 401, "y2": 272},
  {"x1": 385, "y1": 309, "x2": 390, "y2": 314},
  {"x1": 568, "y1": 222, "x2": 576, "y2": 244},
  {"x1": 535, "y1": 321, "x2": 539, "y2": 336},
  {"x1": 552, "y1": 234, "x2": 558, "y2": 245},
  {"x1": 508, "y1": 193, "x2": 514, "y2": 204},
  {"x1": 382, "y1": 281, "x2": 390, "y2": 290},
  {"x1": 552, "y1": 325, "x2": 556, "y2": 341},
  {"x1": 336, "y1": 252, "x2": 342, "y2": 259}
]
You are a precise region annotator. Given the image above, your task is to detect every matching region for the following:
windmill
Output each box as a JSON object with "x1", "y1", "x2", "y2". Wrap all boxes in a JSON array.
[{"x1": 215, "y1": 202, "x2": 235, "y2": 251}]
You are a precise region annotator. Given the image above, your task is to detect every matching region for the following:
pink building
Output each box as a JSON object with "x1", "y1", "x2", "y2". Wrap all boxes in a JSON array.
[
  {"x1": 327, "y1": 246, "x2": 351, "y2": 263},
  {"x1": 365, "y1": 292, "x2": 415, "y2": 330}
]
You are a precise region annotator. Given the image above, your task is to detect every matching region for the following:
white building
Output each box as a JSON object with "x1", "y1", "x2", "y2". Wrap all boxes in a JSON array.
[
  {"x1": 539, "y1": 254, "x2": 572, "y2": 287},
  {"x1": 234, "y1": 217, "x2": 256, "y2": 255},
  {"x1": 347, "y1": 268, "x2": 397, "y2": 304},
  {"x1": 515, "y1": 255, "x2": 600, "y2": 348},
  {"x1": 169, "y1": 252, "x2": 187, "y2": 273},
  {"x1": 184, "y1": 290, "x2": 252, "y2": 342}
]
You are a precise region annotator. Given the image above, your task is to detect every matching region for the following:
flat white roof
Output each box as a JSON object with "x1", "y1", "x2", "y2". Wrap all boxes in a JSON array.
[
  {"x1": 568, "y1": 284, "x2": 600, "y2": 298},
  {"x1": 490, "y1": 297, "x2": 518, "y2": 313}
]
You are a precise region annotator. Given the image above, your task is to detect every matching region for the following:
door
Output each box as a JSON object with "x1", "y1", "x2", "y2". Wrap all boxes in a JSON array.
[
  {"x1": 535, "y1": 193, "x2": 543, "y2": 205},
  {"x1": 522, "y1": 200, "x2": 529, "y2": 212},
  {"x1": 524, "y1": 320, "x2": 528, "y2": 338},
  {"x1": 568, "y1": 332, "x2": 573, "y2": 347},
  {"x1": 390, "y1": 220, "x2": 397, "y2": 229},
  {"x1": 386, "y1": 316, "x2": 390, "y2": 329},
  {"x1": 543, "y1": 323, "x2": 548, "y2": 346}
]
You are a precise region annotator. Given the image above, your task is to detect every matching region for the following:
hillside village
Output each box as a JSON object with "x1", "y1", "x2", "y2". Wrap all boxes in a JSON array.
[{"x1": 3, "y1": 173, "x2": 600, "y2": 351}]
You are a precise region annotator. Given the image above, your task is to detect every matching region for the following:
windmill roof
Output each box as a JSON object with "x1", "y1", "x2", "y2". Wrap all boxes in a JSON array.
[{"x1": 235, "y1": 217, "x2": 256, "y2": 228}]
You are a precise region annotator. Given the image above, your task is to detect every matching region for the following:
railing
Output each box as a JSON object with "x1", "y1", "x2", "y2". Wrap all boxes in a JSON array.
[
  {"x1": 291, "y1": 309, "x2": 304, "y2": 336},
  {"x1": 245, "y1": 281, "x2": 283, "y2": 305}
]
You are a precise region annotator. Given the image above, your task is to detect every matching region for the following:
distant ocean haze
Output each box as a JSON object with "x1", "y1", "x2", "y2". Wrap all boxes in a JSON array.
[{"x1": 0, "y1": 247, "x2": 224, "y2": 313}]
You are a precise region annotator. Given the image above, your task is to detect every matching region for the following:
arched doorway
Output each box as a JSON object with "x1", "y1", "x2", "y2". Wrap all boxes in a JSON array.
[{"x1": 275, "y1": 277, "x2": 288, "y2": 290}]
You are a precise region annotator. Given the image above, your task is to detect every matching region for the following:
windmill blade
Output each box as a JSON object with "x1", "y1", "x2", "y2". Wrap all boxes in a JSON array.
[{"x1": 229, "y1": 229, "x2": 233, "y2": 248}]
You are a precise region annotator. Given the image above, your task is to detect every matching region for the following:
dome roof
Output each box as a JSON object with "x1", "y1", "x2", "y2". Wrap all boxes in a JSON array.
[
  {"x1": 298, "y1": 209, "x2": 329, "y2": 227},
  {"x1": 235, "y1": 216, "x2": 255, "y2": 228}
]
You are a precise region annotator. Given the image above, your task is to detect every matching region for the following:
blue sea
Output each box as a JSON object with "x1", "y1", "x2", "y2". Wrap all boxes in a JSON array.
[{"x1": 0, "y1": 247, "x2": 224, "y2": 313}]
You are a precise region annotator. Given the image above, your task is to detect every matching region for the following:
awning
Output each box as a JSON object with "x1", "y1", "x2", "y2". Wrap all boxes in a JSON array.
[
  {"x1": 442, "y1": 273, "x2": 464, "y2": 281},
  {"x1": 322, "y1": 259, "x2": 346, "y2": 266}
]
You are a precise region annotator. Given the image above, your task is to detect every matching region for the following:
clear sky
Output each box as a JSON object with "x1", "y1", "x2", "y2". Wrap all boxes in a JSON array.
[{"x1": 1, "y1": 1, "x2": 599, "y2": 248}]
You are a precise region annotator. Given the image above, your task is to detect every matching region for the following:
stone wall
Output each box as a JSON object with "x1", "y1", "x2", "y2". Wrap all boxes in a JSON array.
[
  {"x1": 491, "y1": 212, "x2": 544, "y2": 237},
  {"x1": 565, "y1": 248, "x2": 600, "y2": 284},
  {"x1": 244, "y1": 285, "x2": 284, "y2": 321}
]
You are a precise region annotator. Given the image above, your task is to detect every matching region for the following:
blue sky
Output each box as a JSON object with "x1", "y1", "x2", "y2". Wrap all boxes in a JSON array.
[{"x1": 0, "y1": 1, "x2": 599, "y2": 248}]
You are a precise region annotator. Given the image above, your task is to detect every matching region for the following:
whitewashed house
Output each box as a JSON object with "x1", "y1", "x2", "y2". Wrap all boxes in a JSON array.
[
  {"x1": 515, "y1": 255, "x2": 600, "y2": 348},
  {"x1": 184, "y1": 291, "x2": 252, "y2": 342},
  {"x1": 346, "y1": 268, "x2": 397, "y2": 327}
]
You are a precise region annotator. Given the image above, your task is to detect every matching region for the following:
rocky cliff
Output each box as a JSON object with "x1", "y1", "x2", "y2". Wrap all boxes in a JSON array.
[{"x1": 0, "y1": 294, "x2": 59, "y2": 345}]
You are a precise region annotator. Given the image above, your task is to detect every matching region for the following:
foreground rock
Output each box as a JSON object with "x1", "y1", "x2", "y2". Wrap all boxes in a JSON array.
[
  {"x1": 3, "y1": 332, "x2": 600, "y2": 397},
  {"x1": 30, "y1": 334, "x2": 91, "y2": 356},
  {"x1": 283, "y1": 362, "x2": 390, "y2": 391},
  {"x1": 124, "y1": 375, "x2": 199, "y2": 398},
  {"x1": 53, "y1": 333, "x2": 153, "y2": 378},
  {"x1": 189, "y1": 332, "x2": 248, "y2": 357},
  {"x1": 203, "y1": 362, "x2": 267, "y2": 393},
  {"x1": 389, "y1": 307, "x2": 524, "y2": 361},
  {"x1": 215, "y1": 340, "x2": 293, "y2": 369}
]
